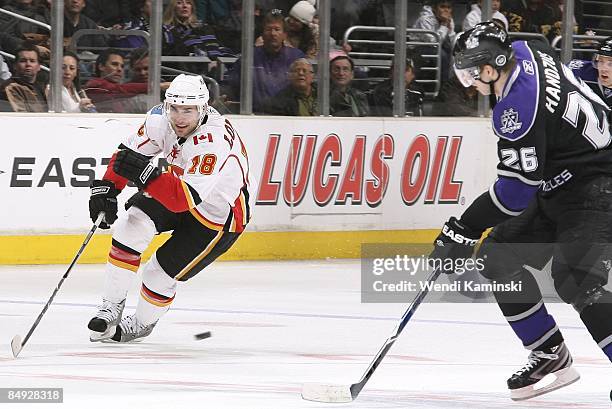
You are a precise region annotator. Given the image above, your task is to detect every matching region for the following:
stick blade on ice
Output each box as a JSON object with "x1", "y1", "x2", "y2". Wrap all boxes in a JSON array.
[
  {"x1": 301, "y1": 383, "x2": 353, "y2": 403},
  {"x1": 11, "y1": 335, "x2": 22, "y2": 358}
]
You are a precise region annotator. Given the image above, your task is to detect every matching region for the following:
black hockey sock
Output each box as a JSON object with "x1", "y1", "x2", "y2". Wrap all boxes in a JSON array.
[
  {"x1": 493, "y1": 269, "x2": 563, "y2": 350},
  {"x1": 579, "y1": 291, "x2": 612, "y2": 362}
]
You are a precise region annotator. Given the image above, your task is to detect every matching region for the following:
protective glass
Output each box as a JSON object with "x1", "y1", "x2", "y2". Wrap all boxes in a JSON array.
[{"x1": 453, "y1": 65, "x2": 481, "y2": 87}]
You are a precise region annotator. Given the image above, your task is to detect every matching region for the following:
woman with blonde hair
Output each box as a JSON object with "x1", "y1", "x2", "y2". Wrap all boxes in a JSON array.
[
  {"x1": 163, "y1": 0, "x2": 199, "y2": 28},
  {"x1": 162, "y1": 0, "x2": 236, "y2": 63}
]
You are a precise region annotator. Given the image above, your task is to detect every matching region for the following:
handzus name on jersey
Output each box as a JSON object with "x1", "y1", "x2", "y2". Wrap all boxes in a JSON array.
[
  {"x1": 541, "y1": 169, "x2": 573, "y2": 192},
  {"x1": 537, "y1": 50, "x2": 562, "y2": 114}
]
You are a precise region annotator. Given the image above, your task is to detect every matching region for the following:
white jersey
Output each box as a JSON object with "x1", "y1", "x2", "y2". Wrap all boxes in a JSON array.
[{"x1": 123, "y1": 104, "x2": 254, "y2": 232}]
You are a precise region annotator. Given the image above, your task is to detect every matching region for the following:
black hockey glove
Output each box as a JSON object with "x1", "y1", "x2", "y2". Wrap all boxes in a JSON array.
[
  {"x1": 113, "y1": 148, "x2": 161, "y2": 189},
  {"x1": 430, "y1": 217, "x2": 482, "y2": 274},
  {"x1": 89, "y1": 179, "x2": 120, "y2": 229}
]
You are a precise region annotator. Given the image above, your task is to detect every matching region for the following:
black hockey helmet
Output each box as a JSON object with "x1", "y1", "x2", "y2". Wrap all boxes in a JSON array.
[
  {"x1": 592, "y1": 36, "x2": 612, "y2": 70},
  {"x1": 597, "y1": 36, "x2": 612, "y2": 57},
  {"x1": 453, "y1": 21, "x2": 514, "y2": 87}
]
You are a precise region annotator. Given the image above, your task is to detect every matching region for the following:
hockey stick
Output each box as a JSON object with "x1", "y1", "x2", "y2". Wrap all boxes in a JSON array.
[
  {"x1": 301, "y1": 267, "x2": 442, "y2": 402},
  {"x1": 11, "y1": 213, "x2": 105, "y2": 358}
]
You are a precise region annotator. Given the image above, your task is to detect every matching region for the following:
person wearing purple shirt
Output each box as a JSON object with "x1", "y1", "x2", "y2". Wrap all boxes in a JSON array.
[{"x1": 227, "y1": 11, "x2": 304, "y2": 113}]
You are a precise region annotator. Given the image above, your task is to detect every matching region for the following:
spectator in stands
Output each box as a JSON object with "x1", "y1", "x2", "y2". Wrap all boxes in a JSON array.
[
  {"x1": 84, "y1": 48, "x2": 150, "y2": 113},
  {"x1": 463, "y1": 0, "x2": 509, "y2": 31},
  {"x1": 431, "y1": 73, "x2": 479, "y2": 116},
  {"x1": 263, "y1": 58, "x2": 317, "y2": 116},
  {"x1": 0, "y1": 0, "x2": 50, "y2": 59},
  {"x1": 111, "y1": 0, "x2": 152, "y2": 50},
  {"x1": 162, "y1": 0, "x2": 236, "y2": 61},
  {"x1": 120, "y1": 47, "x2": 152, "y2": 113},
  {"x1": 0, "y1": 43, "x2": 47, "y2": 112},
  {"x1": 226, "y1": 10, "x2": 304, "y2": 113},
  {"x1": 503, "y1": 0, "x2": 564, "y2": 41},
  {"x1": 413, "y1": 0, "x2": 456, "y2": 82},
  {"x1": 369, "y1": 56, "x2": 424, "y2": 117},
  {"x1": 285, "y1": 0, "x2": 318, "y2": 59},
  {"x1": 46, "y1": 50, "x2": 96, "y2": 113},
  {"x1": 0, "y1": 54, "x2": 11, "y2": 81},
  {"x1": 64, "y1": 0, "x2": 108, "y2": 50},
  {"x1": 126, "y1": 48, "x2": 150, "y2": 84},
  {"x1": 329, "y1": 55, "x2": 370, "y2": 117},
  {"x1": 82, "y1": 0, "x2": 129, "y2": 27}
]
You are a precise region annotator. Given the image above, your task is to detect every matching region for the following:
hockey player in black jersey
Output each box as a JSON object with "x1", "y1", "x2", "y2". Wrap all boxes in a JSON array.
[
  {"x1": 431, "y1": 22, "x2": 612, "y2": 401},
  {"x1": 569, "y1": 36, "x2": 612, "y2": 110}
]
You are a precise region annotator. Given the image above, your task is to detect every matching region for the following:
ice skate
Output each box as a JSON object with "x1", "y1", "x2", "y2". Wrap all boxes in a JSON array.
[
  {"x1": 508, "y1": 342, "x2": 580, "y2": 401},
  {"x1": 110, "y1": 314, "x2": 157, "y2": 343},
  {"x1": 88, "y1": 299, "x2": 125, "y2": 342}
]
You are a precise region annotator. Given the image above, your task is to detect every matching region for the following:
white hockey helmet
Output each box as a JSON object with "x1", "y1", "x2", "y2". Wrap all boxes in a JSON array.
[{"x1": 164, "y1": 74, "x2": 210, "y2": 133}]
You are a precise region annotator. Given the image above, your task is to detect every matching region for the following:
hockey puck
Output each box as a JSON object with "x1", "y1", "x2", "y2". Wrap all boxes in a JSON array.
[{"x1": 194, "y1": 331, "x2": 212, "y2": 340}]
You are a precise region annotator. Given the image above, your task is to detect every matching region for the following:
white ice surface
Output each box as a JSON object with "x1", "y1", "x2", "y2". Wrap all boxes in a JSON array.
[{"x1": 0, "y1": 260, "x2": 610, "y2": 408}]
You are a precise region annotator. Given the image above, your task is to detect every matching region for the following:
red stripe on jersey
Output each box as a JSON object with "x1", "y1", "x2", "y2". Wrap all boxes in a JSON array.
[
  {"x1": 103, "y1": 151, "x2": 129, "y2": 190},
  {"x1": 137, "y1": 137, "x2": 151, "y2": 149},
  {"x1": 169, "y1": 164, "x2": 184, "y2": 177},
  {"x1": 231, "y1": 192, "x2": 246, "y2": 233},
  {"x1": 237, "y1": 136, "x2": 251, "y2": 185},
  {"x1": 220, "y1": 154, "x2": 246, "y2": 185},
  {"x1": 145, "y1": 172, "x2": 191, "y2": 213}
]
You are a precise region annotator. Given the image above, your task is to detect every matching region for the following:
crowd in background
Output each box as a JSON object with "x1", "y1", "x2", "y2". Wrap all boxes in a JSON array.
[{"x1": 0, "y1": 0, "x2": 608, "y2": 116}]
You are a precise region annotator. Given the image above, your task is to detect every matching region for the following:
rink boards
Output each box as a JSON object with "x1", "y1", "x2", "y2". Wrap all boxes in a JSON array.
[{"x1": 0, "y1": 113, "x2": 498, "y2": 264}]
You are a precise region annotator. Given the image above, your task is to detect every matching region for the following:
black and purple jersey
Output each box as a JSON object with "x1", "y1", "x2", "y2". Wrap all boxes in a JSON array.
[{"x1": 461, "y1": 40, "x2": 612, "y2": 231}]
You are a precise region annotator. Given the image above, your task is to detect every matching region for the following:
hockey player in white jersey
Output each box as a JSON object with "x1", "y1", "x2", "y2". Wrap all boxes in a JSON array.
[{"x1": 87, "y1": 74, "x2": 254, "y2": 342}]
